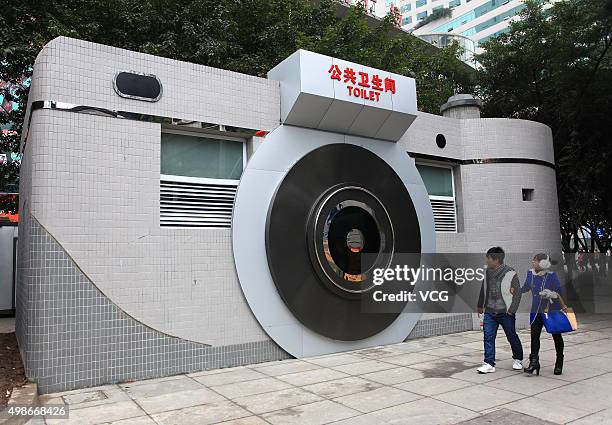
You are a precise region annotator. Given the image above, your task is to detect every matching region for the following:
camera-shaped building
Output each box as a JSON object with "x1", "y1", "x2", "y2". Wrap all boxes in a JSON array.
[{"x1": 16, "y1": 37, "x2": 560, "y2": 393}]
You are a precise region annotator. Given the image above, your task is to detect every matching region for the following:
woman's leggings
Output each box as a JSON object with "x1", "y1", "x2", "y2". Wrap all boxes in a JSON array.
[{"x1": 531, "y1": 313, "x2": 564, "y2": 356}]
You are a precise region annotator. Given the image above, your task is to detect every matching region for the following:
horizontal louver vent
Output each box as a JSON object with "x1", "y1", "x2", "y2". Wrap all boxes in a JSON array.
[
  {"x1": 430, "y1": 198, "x2": 457, "y2": 233},
  {"x1": 160, "y1": 178, "x2": 237, "y2": 228}
]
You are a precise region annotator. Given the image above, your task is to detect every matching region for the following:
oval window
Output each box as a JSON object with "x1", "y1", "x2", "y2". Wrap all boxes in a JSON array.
[{"x1": 113, "y1": 72, "x2": 162, "y2": 102}]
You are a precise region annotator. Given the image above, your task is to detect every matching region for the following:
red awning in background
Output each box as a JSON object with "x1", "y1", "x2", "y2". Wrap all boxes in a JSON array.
[
  {"x1": 0, "y1": 212, "x2": 18, "y2": 223},
  {"x1": 0, "y1": 193, "x2": 18, "y2": 223}
]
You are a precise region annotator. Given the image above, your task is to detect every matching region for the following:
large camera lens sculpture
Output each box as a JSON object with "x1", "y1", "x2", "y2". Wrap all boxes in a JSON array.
[
  {"x1": 267, "y1": 143, "x2": 422, "y2": 341},
  {"x1": 233, "y1": 125, "x2": 435, "y2": 357}
]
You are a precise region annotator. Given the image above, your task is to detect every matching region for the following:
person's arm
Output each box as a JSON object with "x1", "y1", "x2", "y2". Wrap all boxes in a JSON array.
[
  {"x1": 520, "y1": 271, "x2": 532, "y2": 293},
  {"x1": 508, "y1": 274, "x2": 522, "y2": 314},
  {"x1": 550, "y1": 272, "x2": 565, "y2": 308},
  {"x1": 477, "y1": 281, "x2": 485, "y2": 313}
]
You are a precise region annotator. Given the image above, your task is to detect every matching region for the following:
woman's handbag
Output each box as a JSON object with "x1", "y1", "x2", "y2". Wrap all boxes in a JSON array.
[{"x1": 542, "y1": 295, "x2": 578, "y2": 334}]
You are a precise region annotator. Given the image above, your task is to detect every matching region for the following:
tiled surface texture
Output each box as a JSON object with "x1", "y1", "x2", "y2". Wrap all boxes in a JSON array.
[
  {"x1": 402, "y1": 111, "x2": 560, "y2": 257},
  {"x1": 16, "y1": 215, "x2": 289, "y2": 393},
  {"x1": 20, "y1": 109, "x2": 269, "y2": 347},
  {"x1": 28, "y1": 37, "x2": 280, "y2": 132}
]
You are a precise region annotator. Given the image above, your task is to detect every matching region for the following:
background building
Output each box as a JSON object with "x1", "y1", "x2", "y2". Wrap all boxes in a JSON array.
[
  {"x1": 418, "y1": 33, "x2": 476, "y2": 66},
  {"x1": 335, "y1": 1, "x2": 481, "y2": 67},
  {"x1": 386, "y1": 0, "x2": 555, "y2": 56}
]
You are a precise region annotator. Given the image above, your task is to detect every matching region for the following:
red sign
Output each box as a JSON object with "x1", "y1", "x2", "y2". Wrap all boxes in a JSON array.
[{"x1": 328, "y1": 65, "x2": 395, "y2": 102}]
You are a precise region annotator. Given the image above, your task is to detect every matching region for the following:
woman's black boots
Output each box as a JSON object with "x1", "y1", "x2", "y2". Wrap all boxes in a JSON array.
[
  {"x1": 524, "y1": 354, "x2": 540, "y2": 375},
  {"x1": 554, "y1": 354, "x2": 564, "y2": 375},
  {"x1": 524, "y1": 354, "x2": 562, "y2": 375}
]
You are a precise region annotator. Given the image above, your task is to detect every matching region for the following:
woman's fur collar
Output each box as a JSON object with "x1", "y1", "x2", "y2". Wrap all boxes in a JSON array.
[{"x1": 530, "y1": 268, "x2": 549, "y2": 276}]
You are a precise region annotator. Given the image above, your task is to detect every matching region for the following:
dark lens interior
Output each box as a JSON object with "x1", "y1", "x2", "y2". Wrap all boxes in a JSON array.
[{"x1": 327, "y1": 206, "x2": 380, "y2": 275}]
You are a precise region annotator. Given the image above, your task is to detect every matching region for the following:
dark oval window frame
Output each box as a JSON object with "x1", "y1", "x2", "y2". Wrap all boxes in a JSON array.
[
  {"x1": 113, "y1": 71, "x2": 163, "y2": 102},
  {"x1": 436, "y1": 134, "x2": 446, "y2": 149}
]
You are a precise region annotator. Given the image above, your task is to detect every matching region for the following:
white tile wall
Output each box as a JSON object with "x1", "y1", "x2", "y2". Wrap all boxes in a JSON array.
[
  {"x1": 400, "y1": 110, "x2": 559, "y2": 258},
  {"x1": 29, "y1": 37, "x2": 280, "y2": 131},
  {"x1": 26, "y1": 109, "x2": 268, "y2": 346}
]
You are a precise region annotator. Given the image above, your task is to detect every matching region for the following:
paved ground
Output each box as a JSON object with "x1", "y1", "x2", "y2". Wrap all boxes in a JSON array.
[{"x1": 21, "y1": 314, "x2": 612, "y2": 424}]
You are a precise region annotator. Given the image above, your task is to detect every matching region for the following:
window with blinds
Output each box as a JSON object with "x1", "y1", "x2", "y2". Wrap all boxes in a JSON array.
[
  {"x1": 160, "y1": 129, "x2": 245, "y2": 228},
  {"x1": 415, "y1": 163, "x2": 458, "y2": 233}
]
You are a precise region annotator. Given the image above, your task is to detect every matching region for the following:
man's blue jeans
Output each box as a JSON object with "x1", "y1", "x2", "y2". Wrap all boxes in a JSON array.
[{"x1": 483, "y1": 312, "x2": 523, "y2": 366}]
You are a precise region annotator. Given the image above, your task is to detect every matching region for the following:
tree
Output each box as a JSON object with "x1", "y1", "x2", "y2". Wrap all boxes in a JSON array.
[
  {"x1": 0, "y1": 0, "x2": 474, "y2": 215},
  {"x1": 476, "y1": 0, "x2": 612, "y2": 253},
  {"x1": 0, "y1": 0, "x2": 44, "y2": 214}
]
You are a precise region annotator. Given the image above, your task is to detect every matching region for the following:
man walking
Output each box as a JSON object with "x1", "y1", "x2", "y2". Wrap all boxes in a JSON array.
[{"x1": 477, "y1": 247, "x2": 523, "y2": 373}]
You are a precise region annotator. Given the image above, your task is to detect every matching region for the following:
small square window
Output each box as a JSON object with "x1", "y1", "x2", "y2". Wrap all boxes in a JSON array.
[
  {"x1": 402, "y1": 16, "x2": 413, "y2": 25},
  {"x1": 522, "y1": 188, "x2": 534, "y2": 201}
]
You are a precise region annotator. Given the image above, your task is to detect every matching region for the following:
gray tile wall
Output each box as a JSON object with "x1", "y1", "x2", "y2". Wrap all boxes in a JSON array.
[
  {"x1": 408, "y1": 313, "x2": 474, "y2": 338},
  {"x1": 17, "y1": 214, "x2": 290, "y2": 394}
]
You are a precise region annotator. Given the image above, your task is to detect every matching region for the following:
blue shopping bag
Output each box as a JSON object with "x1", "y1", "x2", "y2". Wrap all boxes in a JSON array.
[
  {"x1": 541, "y1": 295, "x2": 578, "y2": 334},
  {"x1": 542, "y1": 310, "x2": 575, "y2": 334}
]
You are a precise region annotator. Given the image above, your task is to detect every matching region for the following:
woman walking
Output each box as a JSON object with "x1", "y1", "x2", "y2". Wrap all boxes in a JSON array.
[{"x1": 520, "y1": 253, "x2": 565, "y2": 375}]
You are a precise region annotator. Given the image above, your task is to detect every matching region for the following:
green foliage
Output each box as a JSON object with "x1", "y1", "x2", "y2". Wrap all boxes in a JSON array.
[
  {"x1": 476, "y1": 0, "x2": 612, "y2": 252},
  {"x1": 0, "y1": 0, "x2": 474, "y2": 214}
]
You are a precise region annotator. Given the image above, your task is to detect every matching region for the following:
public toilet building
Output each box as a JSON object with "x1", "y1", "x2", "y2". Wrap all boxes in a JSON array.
[{"x1": 16, "y1": 37, "x2": 560, "y2": 393}]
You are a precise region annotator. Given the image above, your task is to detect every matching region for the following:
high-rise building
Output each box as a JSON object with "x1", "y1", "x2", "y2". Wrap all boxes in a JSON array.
[
  {"x1": 331, "y1": 2, "x2": 480, "y2": 68},
  {"x1": 385, "y1": 0, "x2": 551, "y2": 56}
]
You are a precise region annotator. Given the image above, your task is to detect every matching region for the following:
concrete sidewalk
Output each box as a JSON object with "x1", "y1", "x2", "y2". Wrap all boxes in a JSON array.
[{"x1": 29, "y1": 314, "x2": 612, "y2": 425}]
